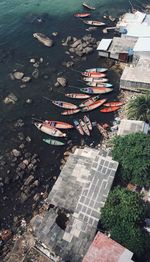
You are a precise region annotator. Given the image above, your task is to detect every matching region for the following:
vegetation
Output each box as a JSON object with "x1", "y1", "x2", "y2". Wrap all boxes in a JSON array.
[
  {"x1": 101, "y1": 187, "x2": 150, "y2": 258},
  {"x1": 127, "y1": 93, "x2": 150, "y2": 122},
  {"x1": 111, "y1": 133, "x2": 150, "y2": 186}
]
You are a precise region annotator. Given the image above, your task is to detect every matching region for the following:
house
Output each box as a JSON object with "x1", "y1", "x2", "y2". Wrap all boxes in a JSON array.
[
  {"x1": 133, "y1": 38, "x2": 150, "y2": 59},
  {"x1": 31, "y1": 147, "x2": 118, "y2": 262},
  {"x1": 120, "y1": 56, "x2": 150, "y2": 90},
  {"x1": 97, "y1": 37, "x2": 137, "y2": 62},
  {"x1": 83, "y1": 232, "x2": 134, "y2": 262},
  {"x1": 117, "y1": 119, "x2": 149, "y2": 136}
]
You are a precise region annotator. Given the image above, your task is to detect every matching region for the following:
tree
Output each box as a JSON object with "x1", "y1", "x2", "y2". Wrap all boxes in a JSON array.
[
  {"x1": 111, "y1": 133, "x2": 150, "y2": 186},
  {"x1": 101, "y1": 187, "x2": 150, "y2": 258},
  {"x1": 127, "y1": 93, "x2": 150, "y2": 122}
]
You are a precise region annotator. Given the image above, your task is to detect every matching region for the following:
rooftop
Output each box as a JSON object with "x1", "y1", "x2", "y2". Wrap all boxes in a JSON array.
[
  {"x1": 109, "y1": 37, "x2": 137, "y2": 54},
  {"x1": 117, "y1": 119, "x2": 149, "y2": 136},
  {"x1": 31, "y1": 147, "x2": 118, "y2": 262},
  {"x1": 133, "y1": 37, "x2": 150, "y2": 52},
  {"x1": 120, "y1": 56, "x2": 150, "y2": 85},
  {"x1": 83, "y1": 232, "x2": 134, "y2": 262},
  {"x1": 97, "y1": 39, "x2": 112, "y2": 51}
]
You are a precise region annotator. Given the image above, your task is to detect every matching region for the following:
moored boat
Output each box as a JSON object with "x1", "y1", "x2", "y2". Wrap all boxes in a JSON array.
[
  {"x1": 43, "y1": 138, "x2": 65, "y2": 146},
  {"x1": 85, "y1": 68, "x2": 108, "y2": 73},
  {"x1": 83, "y1": 115, "x2": 92, "y2": 131},
  {"x1": 79, "y1": 119, "x2": 90, "y2": 136},
  {"x1": 44, "y1": 120, "x2": 73, "y2": 129},
  {"x1": 81, "y1": 72, "x2": 106, "y2": 78},
  {"x1": 83, "y1": 20, "x2": 105, "y2": 26},
  {"x1": 82, "y1": 2, "x2": 96, "y2": 10},
  {"x1": 87, "y1": 82, "x2": 112, "y2": 88},
  {"x1": 79, "y1": 95, "x2": 100, "y2": 107},
  {"x1": 104, "y1": 101, "x2": 124, "y2": 107},
  {"x1": 34, "y1": 122, "x2": 66, "y2": 137},
  {"x1": 96, "y1": 123, "x2": 109, "y2": 139},
  {"x1": 61, "y1": 108, "x2": 81, "y2": 115},
  {"x1": 73, "y1": 120, "x2": 84, "y2": 135},
  {"x1": 83, "y1": 77, "x2": 108, "y2": 82},
  {"x1": 100, "y1": 106, "x2": 121, "y2": 113},
  {"x1": 81, "y1": 99, "x2": 106, "y2": 112},
  {"x1": 80, "y1": 87, "x2": 113, "y2": 94},
  {"x1": 65, "y1": 93, "x2": 90, "y2": 99},
  {"x1": 52, "y1": 100, "x2": 78, "y2": 110},
  {"x1": 74, "y1": 13, "x2": 90, "y2": 18}
]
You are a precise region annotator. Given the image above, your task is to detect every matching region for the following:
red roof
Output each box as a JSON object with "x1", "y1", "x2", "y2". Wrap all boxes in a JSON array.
[{"x1": 83, "y1": 232, "x2": 133, "y2": 262}]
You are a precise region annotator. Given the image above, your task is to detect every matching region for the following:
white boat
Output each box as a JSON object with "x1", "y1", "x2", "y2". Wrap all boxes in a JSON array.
[
  {"x1": 83, "y1": 77, "x2": 108, "y2": 83},
  {"x1": 85, "y1": 68, "x2": 108, "y2": 73},
  {"x1": 34, "y1": 122, "x2": 66, "y2": 137}
]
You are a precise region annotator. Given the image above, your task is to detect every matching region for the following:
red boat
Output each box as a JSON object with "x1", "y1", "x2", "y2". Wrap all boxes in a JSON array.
[
  {"x1": 81, "y1": 72, "x2": 106, "y2": 78},
  {"x1": 44, "y1": 120, "x2": 73, "y2": 129},
  {"x1": 74, "y1": 13, "x2": 90, "y2": 18},
  {"x1": 104, "y1": 102, "x2": 124, "y2": 107},
  {"x1": 61, "y1": 108, "x2": 81, "y2": 115},
  {"x1": 100, "y1": 106, "x2": 121, "y2": 113},
  {"x1": 81, "y1": 99, "x2": 106, "y2": 112}
]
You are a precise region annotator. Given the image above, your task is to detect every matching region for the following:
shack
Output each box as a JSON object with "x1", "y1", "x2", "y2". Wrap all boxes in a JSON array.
[
  {"x1": 97, "y1": 37, "x2": 137, "y2": 62},
  {"x1": 117, "y1": 119, "x2": 149, "y2": 136},
  {"x1": 31, "y1": 147, "x2": 118, "y2": 262}
]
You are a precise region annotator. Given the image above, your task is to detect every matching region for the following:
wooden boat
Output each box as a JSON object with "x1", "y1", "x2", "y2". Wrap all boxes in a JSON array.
[
  {"x1": 100, "y1": 106, "x2": 121, "y2": 113},
  {"x1": 87, "y1": 82, "x2": 112, "y2": 88},
  {"x1": 79, "y1": 95, "x2": 100, "y2": 107},
  {"x1": 73, "y1": 120, "x2": 84, "y2": 135},
  {"x1": 81, "y1": 72, "x2": 106, "y2": 78},
  {"x1": 34, "y1": 122, "x2": 66, "y2": 137},
  {"x1": 82, "y1": 2, "x2": 95, "y2": 10},
  {"x1": 85, "y1": 68, "x2": 108, "y2": 73},
  {"x1": 79, "y1": 119, "x2": 90, "y2": 136},
  {"x1": 61, "y1": 108, "x2": 81, "y2": 115},
  {"x1": 83, "y1": 77, "x2": 108, "y2": 82},
  {"x1": 52, "y1": 100, "x2": 78, "y2": 110},
  {"x1": 83, "y1": 20, "x2": 105, "y2": 26},
  {"x1": 81, "y1": 99, "x2": 106, "y2": 112},
  {"x1": 83, "y1": 115, "x2": 92, "y2": 131},
  {"x1": 74, "y1": 13, "x2": 90, "y2": 18},
  {"x1": 44, "y1": 120, "x2": 73, "y2": 129},
  {"x1": 96, "y1": 123, "x2": 109, "y2": 139},
  {"x1": 43, "y1": 138, "x2": 65, "y2": 146},
  {"x1": 80, "y1": 87, "x2": 113, "y2": 94},
  {"x1": 104, "y1": 102, "x2": 124, "y2": 107},
  {"x1": 65, "y1": 93, "x2": 90, "y2": 99}
]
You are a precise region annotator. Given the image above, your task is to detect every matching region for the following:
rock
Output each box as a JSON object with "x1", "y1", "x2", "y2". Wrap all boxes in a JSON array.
[
  {"x1": 39, "y1": 57, "x2": 44, "y2": 63},
  {"x1": 71, "y1": 39, "x2": 82, "y2": 48},
  {"x1": 18, "y1": 132, "x2": 25, "y2": 140},
  {"x1": 33, "y1": 62, "x2": 39, "y2": 68},
  {"x1": 62, "y1": 36, "x2": 72, "y2": 46},
  {"x1": 75, "y1": 51, "x2": 83, "y2": 57},
  {"x1": 23, "y1": 159, "x2": 29, "y2": 166},
  {"x1": 15, "y1": 119, "x2": 24, "y2": 128},
  {"x1": 19, "y1": 143, "x2": 25, "y2": 149},
  {"x1": 26, "y1": 98, "x2": 32, "y2": 104},
  {"x1": 12, "y1": 149, "x2": 21, "y2": 157},
  {"x1": 24, "y1": 175, "x2": 34, "y2": 186},
  {"x1": 30, "y1": 58, "x2": 36, "y2": 63},
  {"x1": 84, "y1": 47, "x2": 94, "y2": 54},
  {"x1": 33, "y1": 33, "x2": 53, "y2": 47},
  {"x1": 26, "y1": 136, "x2": 31, "y2": 142},
  {"x1": 13, "y1": 71, "x2": 24, "y2": 80},
  {"x1": 3, "y1": 93, "x2": 18, "y2": 104},
  {"x1": 52, "y1": 32, "x2": 58, "y2": 36},
  {"x1": 18, "y1": 162, "x2": 26, "y2": 170},
  {"x1": 20, "y1": 192, "x2": 28, "y2": 202},
  {"x1": 76, "y1": 44, "x2": 83, "y2": 51},
  {"x1": 69, "y1": 47, "x2": 75, "y2": 53},
  {"x1": 22, "y1": 76, "x2": 31, "y2": 83},
  {"x1": 62, "y1": 61, "x2": 74, "y2": 68},
  {"x1": 54, "y1": 82, "x2": 60, "y2": 87},
  {"x1": 32, "y1": 69, "x2": 39, "y2": 79},
  {"x1": 20, "y1": 84, "x2": 27, "y2": 89},
  {"x1": 57, "y1": 77, "x2": 67, "y2": 87}
]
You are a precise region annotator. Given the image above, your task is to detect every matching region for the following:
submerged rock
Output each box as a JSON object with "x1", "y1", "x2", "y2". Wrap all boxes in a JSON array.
[
  {"x1": 33, "y1": 33, "x2": 53, "y2": 47},
  {"x1": 13, "y1": 71, "x2": 24, "y2": 80},
  {"x1": 22, "y1": 76, "x2": 31, "y2": 83},
  {"x1": 57, "y1": 77, "x2": 67, "y2": 87},
  {"x1": 3, "y1": 93, "x2": 18, "y2": 104}
]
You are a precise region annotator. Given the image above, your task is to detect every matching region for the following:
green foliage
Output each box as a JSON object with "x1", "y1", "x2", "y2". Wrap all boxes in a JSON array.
[
  {"x1": 127, "y1": 93, "x2": 150, "y2": 122},
  {"x1": 101, "y1": 187, "x2": 150, "y2": 257},
  {"x1": 112, "y1": 132, "x2": 150, "y2": 186}
]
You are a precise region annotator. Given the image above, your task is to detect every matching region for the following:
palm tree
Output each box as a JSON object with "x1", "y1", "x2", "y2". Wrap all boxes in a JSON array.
[{"x1": 127, "y1": 93, "x2": 150, "y2": 122}]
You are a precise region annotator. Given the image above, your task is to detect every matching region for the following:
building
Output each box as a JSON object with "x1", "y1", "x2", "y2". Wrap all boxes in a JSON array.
[
  {"x1": 83, "y1": 232, "x2": 134, "y2": 262},
  {"x1": 133, "y1": 38, "x2": 150, "y2": 59},
  {"x1": 120, "y1": 56, "x2": 150, "y2": 90},
  {"x1": 117, "y1": 119, "x2": 149, "y2": 136},
  {"x1": 31, "y1": 147, "x2": 118, "y2": 262},
  {"x1": 97, "y1": 37, "x2": 137, "y2": 62}
]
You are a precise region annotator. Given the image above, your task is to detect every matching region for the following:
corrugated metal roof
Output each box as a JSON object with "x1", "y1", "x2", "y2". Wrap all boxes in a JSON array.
[
  {"x1": 126, "y1": 24, "x2": 150, "y2": 38},
  {"x1": 97, "y1": 39, "x2": 112, "y2": 51},
  {"x1": 133, "y1": 38, "x2": 150, "y2": 51},
  {"x1": 117, "y1": 11, "x2": 146, "y2": 28},
  {"x1": 117, "y1": 119, "x2": 149, "y2": 136}
]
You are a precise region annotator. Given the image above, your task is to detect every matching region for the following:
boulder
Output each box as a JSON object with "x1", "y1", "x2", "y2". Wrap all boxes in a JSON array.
[
  {"x1": 62, "y1": 36, "x2": 72, "y2": 46},
  {"x1": 22, "y1": 76, "x2": 31, "y2": 83},
  {"x1": 12, "y1": 149, "x2": 21, "y2": 157},
  {"x1": 33, "y1": 33, "x2": 53, "y2": 47},
  {"x1": 3, "y1": 93, "x2": 18, "y2": 104},
  {"x1": 57, "y1": 77, "x2": 67, "y2": 87},
  {"x1": 84, "y1": 47, "x2": 94, "y2": 54},
  {"x1": 13, "y1": 71, "x2": 24, "y2": 80},
  {"x1": 30, "y1": 58, "x2": 36, "y2": 63},
  {"x1": 71, "y1": 39, "x2": 82, "y2": 48},
  {"x1": 32, "y1": 69, "x2": 39, "y2": 79}
]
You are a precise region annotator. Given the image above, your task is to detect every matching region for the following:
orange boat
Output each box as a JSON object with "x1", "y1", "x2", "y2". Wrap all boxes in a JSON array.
[
  {"x1": 65, "y1": 93, "x2": 90, "y2": 99},
  {"x1": 100, "y1": 106, "x2": 121, "y2": 113},
  {"x1": 81, "y1": 72, "x2": 106, "y2": 78},
  {"x1": 80, "y1": 87, "x2": 113, "y2": 94},
  {"x1": 104, "y1": 102, "x2": 124, "y2": 107},
  {"x1": 81, "y1": 99, "x2": 106, "y2": 112},
  {"x1": 79, "y1": 95, "x2": 100, "y2": 107},
  {"x1": 52, "y1": 100, "x2": 78, "y2": 110},
  {"x1": 61, "y1": 108, "x2": 81, "y2": 115},
  {"x1": 44, "y1": 120, "x2": 73, "y2": 129},
  {"x1": 74, "y1": 13, "x2": 90, "y2": 18}
]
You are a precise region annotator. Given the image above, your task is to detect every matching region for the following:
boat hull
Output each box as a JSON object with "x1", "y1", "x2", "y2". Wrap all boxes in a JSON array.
[
  {"x1": 83, "y1": 20, "x2": 105, "y2": 26},
  {"x1": 80, "y1": 87, "x2": 113, "y2": 94},
  {"x1": 84, "y1": 115, "x2": 92, "y2": 131},
  {"x1": 100, "y1": 106, "x2": 121, "y2": 113},
  {"x1": 61, "y1": 109, "x2": 81, "y2": 115},
  {"x1": 43, "y1": 139, "x2": 65, "y2": 146},
  {"x1": 34, "y1": 122, "x2": 66, "y2": 137},
  {"x1": 65, "y1": 93, "x2": 90, "y2": 99},
  {"x1": 79, "y1": 95, "x2": 100, "y2": 107},
  {"x1": 83, "y1": 77, "x2": 108, "y2": 82},
  {"x1": 74, "y1": 13, "x2": 90, "y2": 18},
  {"x1": 52, "y1": 100, "x2": 78, "y2": 109},
  {"x1": 79, "y1": 119, "x2": 90, "y2": 136},
  {"x1": 81, "y1": 72, "x2": 106, "y2": 78},
  {"x1": 104, "y1": 102, "x2": 124, "y2": 107},
  {"x1": 73, "y1": 120, "x2": 84, "y2": 135},
  {"x1": 85, "y1": 68, "x2": 108, "y2": 73},
  {"x1": 87, "y1": 82, "x2": 112, "y2": 88},
  {"x1": 44, "y1": 120, "x2": 73, "y2": 129},
  {"x1": 81, "y1": 99, "x2": 106, "y2": 112}
]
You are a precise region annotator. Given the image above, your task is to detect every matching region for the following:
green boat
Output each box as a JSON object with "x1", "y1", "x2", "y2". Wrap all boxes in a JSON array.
[{"x1": 43, "y1": 138, "x2": 65, "y2": 146}]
